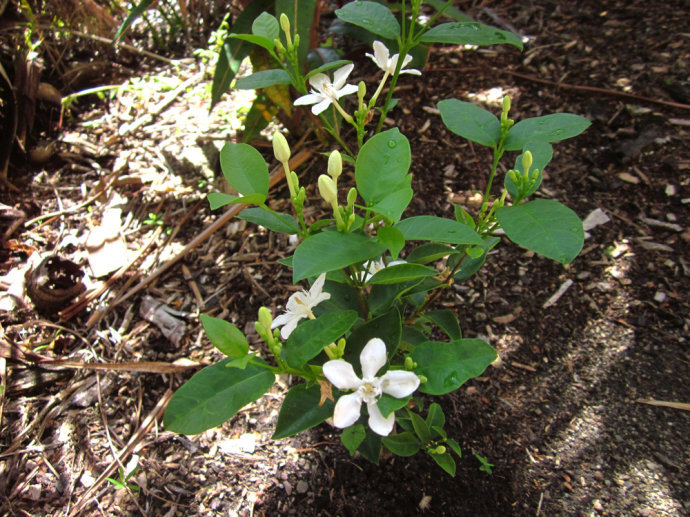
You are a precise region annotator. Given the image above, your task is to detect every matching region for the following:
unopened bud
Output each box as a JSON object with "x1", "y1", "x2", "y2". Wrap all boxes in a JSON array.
[
  {"x1": 358, "y1": 81, "x2": 366, "y2": 102},
  {"x1": 258, "y1": 306, "x2": 273, "y2": 331},
  {"x1": 404, "y1": 356, "x2": 414, "y2": 370},
  {"x1": 318, "y1": 174, "x2": 337, "y2": 205},
  {"x1": 432, "y1": 445, "x2": 447, "y2": 455},
  {"x1": 508, "y1": 169, "x2": 519, "y2": 185},
  {"x1": 327, "y1": 151, "x2": 342, "y2": 181},
  {"x1": 502, "y1": 95, "x2": 511, "y2": 114},
  {"x1": 273, "y1": 132, "x2": 291, "y2": 163},
  {"x1": 293, "y1": 33, "x2": 300, "y2": 48},
  {"x1": 418, "y1": 375, "x2": 428, "y2": 384},
  {"x1": 280, "y1": 13, "x2": 290, "y2": 36},
  {"x1": 291, "y1": 171, "x2": 300, "y2": 190},
  {"x1": 346, "y1": 187, "x2": 357, "y2": 209},
  {"x1": 274, "y1": 39, "x2": 286, "y2": 55},
  {"x1": 296, "y1": 186, "x2": 306, "y2": 205},
  {"x1": 521, "y1": 151, "x2": 533, "y2": 175},
  {"x1": 530, "y1": 168, "x2": 540, "y2": 182}
]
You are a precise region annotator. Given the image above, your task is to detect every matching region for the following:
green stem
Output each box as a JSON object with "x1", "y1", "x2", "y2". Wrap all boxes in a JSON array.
[{"x1": 479, "y1": 144, "x2": 504, "y2": 221}]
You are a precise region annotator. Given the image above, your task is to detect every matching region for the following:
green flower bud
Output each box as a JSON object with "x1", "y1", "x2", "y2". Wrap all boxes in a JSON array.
[
  {"x1": 296, "y1": 186, "x2": 306, "y2": 206},
  {"x1": 318, "y1": 174, "x2": 337, "y2": 205},
  {"x1": 337, "y1": 338, "x2": 346, "y2": 354},
  {"x1": 324, "y1": 343, "x2": 338, "y2": 360},
  {"x1": 293, "y1": 33, "x2": 300, "y2": 49},
  {"x1": 508, "y1": 169, "x2": 519, "y2": 185},
  {"x1": 255, "y1": 321, "x2": 268, "y2": 342},
  {"x1": 418, "y1": 375, "x2": 428, "y2": 384},
  {"x1": 274, "y1": 39, "x2": 286, "y2": 55},
  {"x1": 346, "y1": 187, "x2": 357, "y2": 210},
  {"x1": 521, "y1": 151, "x2": 533, "y2": 176},
  {"x1": 502, "y1": 95, "x2": 511, "y2": 115},
  {"x1": 328, "y1": 150, "x2": 342, "y2": 181},
  {"x1": 258, "y1": 306, "x2": 273, "y2": 331},
  {"x1": 291, "y1": 171, "x2": 300, "y2": 190},
  {"x1": 530, "y1": 168, "x2": 540, "y2": 183},
  {"x1": 404, "y1": 356, "x2": 414, "y2": 370},
  {"x1": 280, "y1": 13, "x2": 290, "y2": 36},
  {"x1": 433, "y1": 445, "x2": 447, "y2": 455},
  {"x1": 273, "y1": 132, "x2": 291, "y2": 163}
]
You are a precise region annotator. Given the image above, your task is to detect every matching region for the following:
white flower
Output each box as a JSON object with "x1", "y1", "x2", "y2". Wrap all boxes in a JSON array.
[
  {"x1": 323, "y1": 338, "x2": 420, "y2": 436},
  {"x1": 271, "y1": 273, "x2": 330, "y2": 339},
  {"x1": 294, "y1": 64, "x2": 359, "y2": 115},
  {"x1": 363, "y1": 257, "x2": 407, "y2": 283},
  {"x1": 366, "y1": 41, "x2": 421, "y2": 76}
]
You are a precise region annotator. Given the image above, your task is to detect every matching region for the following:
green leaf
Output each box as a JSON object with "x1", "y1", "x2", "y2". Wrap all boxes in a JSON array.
[
  {"x1": 344, "y1": 309, "x2": 401, "y2": 368},
  {"x1": 424, "y1": 310, "x2": 461, "y2": 340},
  {"x1": 378, "y1": 394, "x2": 410, "y2": 418},
  {"x1": 272, "y1": 383, "x2": 334, "y2": 439},
  {"x1": 368, "y1": 280, "x2": 423, "y2": 316},
  {"x1": 238, "y1": 207, "x2": 300, "y2": 234},
  {"x1": 382, "y1": 432, "x2": 420, "y2": 456},
  {"x1": 425, "y1": 403, "x2": 445, "y2": 429},
  {"x1": 252, "y1": 11, "x2": 280, "y2": 41},
  {"x1": 451, "y1": 237, "x2": 500, "y2": 281},
  {"x1": 293, "y1": 231, "x2": 386, "y2": 282},
  {"x1": 368, "y1": 186, "x2": 413, "y2": 223},
  {"x1": 284, "y1": 311, "x2": 358, "y2": 368},
  {"x1": 342, "y1": 424, "x2": 366, "y2": 455},
  {"x1": 210, "y1": 0, "x2": 275, "y2": 108},
  {"x1": 447, "y1": 438, "x2": 462, "y2": 458},
  {"x1": 367, "y1": 263, "x2": 438, "y2": 285},
  {"x1": 424, "y1": 0, "x2": 473, "y2": 22},
  {"x1": 505, "y1": 141, "x2": 552, "y2": 200},
  {"x1": 504, "y1": 113, "x2": 591, "y2": 151},
  {"x1": 306, "y1": 60, "x2": 353, "y2": 80},
  {"x1": 395, "y1": 216, "x2": 483, "y2": 245},
  {"x1": 164, "y1": 359, "x2": 274, "y2": 434},
  {"x1": 207, "y1": 192, "x2": 266, "y2": 210},
  {"x1": 408, "y1": 410, "x2": 432, "y2": 443},
  {"x1": 412, "y1": 339, "x2": 497, "y2": 395},
  {"x1": 496, "y1": 199, "x2": 584, "y2": 263},
  {"x1": 437, "y1": 99, "x2": 501, "y2": 147},
  {"x1": 335, "y1": 1, "x2": 401, "y2": 39},
  {"x1": 235, "y1": 69, "x2": 292, "y2": 89},
  {"x1": 377, "y1": 226, "x2": 405, "y2": 260},
  {"x1": 357, "y1": 429, "x2": 381, "y2": 464},
  {"x1": 229, "y1": 33, "x2": 275, "y2": 51},
  {"x1": 356, "y1": 129, "x2": 411, "y2": 207},
  {"x1": 113, "y1": 0, "x2": 156, "y2": 43},
  {"x1": 220, "y1": 143, "x2": 269, "y2": 197},
  {"x1": 420, "y1": 21, "x2": 523, "y2": 50},
  {"x1": 430, "y1": 451, "x2": 456, "y2": 476},
  {"x1": 407, "y1": 243, "x2": 459, "y2": 264},
  {"x1": 200, "y1": 314, "x2": 249, "y2": 358}
]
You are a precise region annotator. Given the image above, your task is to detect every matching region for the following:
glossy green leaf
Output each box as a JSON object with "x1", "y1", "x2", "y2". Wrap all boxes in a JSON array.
[
  {"x1": 367, "y1": 263, "x2": 438, "y2": 285},
  {"x1": 420, "y1": 21, "x2": 523, "y2": 50},
  {"x1": 293, "y1": 231, "x2": 386, "y2": 282},
  {"x1": 356, "y1": 129, "x2": 411, "y2": 207},
  {"x1": 229, "y1": 33, "x2": 275, "y2": 51},
  {"x1": 252, "y1": 11, "x2": 280, "y2": 41},
  {"x1": 306, "y1": 59, "x2": 353, "y2": 80},
  {"x1": 424, "y1": 0, "x2": 473, "y2": 22},
  {"x1": 284, "y1": 310, "x2": 358, "y2": 367},
  {"x1": 368, "y1": 280, "x2": 423, "y2": 316},
  {"x1": 451, "y1": 237, "x2": 499, "y2": 282},
  {"x1": 273, "y1": 383, "x2": 334, "y2": 439},
  {"x1": 377, "y1": 226, "x2": 405, "y2": 260},
  {"x1": 447, "y1": 438, "x2": 462, "y2": 458},
  {"x1": 412, "y1": 339, "x2": 497, "y2": 395},
  {"x1": 341, "y1": 424, "x2": 366, "y2": 455},
  {"x1": 437, "y1": 99, "x2": 500, "y2": 147},
  {"x1": 378, "y1": 394, "x2": 410, "y2": 418},
  {"x1": 368, "y1": 186, "x2": 413, "y2": 223},
  {"x1": 505, "y1": 113, "x2": 591, "y2": 151},
  {"x1": 200, "y1": 314, "x2": 249, "y2": 358},
  {"x1": 382, "y1": 432, "x2": 420, "y2": 456},
  {"x1": 207, "y1": 192, "x2": 266, "y2": 210},
  {"x1": 496, "y1": 199, "x2": 584, "y2": 263},
  {"x1": 424, "y1": 310, "x2": 461, "y2": 340},
  {"x1": 425, "y1": 403, "x2": 445, "y2": 429},
  {"x1": 220, "y1": 142, "x2": 269, "y2": 197},
  {"x1": 407, "y1": 243, "x2": 459, "y2": 264},
  {"x1": 235, "y1": 69, "x2": 292, "y2": 89},
  {"x1": 335, "y1": 1, "x2": 401, "y2": 39},
  {"x1": 238, "y1": 207, "x2": 299, "y2": 234},
  {"x1": 344, "y1": 309, "x2": 401, "y2": 368},
  {"x1": 430, "y1": 451, "x2": 456, "y2": 476},
  {"x1": 164, "y1": 359, "x2": 274, "y2": 434},
  {"x1": 395, "y1": 216, "x2": 483, "y2": 245},
  {"x1": 409, "y1": 410, "x2": 432, "y2": 443}
]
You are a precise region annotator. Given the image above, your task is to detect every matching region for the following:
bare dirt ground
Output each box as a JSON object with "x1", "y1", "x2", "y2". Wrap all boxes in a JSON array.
[{"x1": 1, "y1": 1, "x2": 689, "y2": 516}]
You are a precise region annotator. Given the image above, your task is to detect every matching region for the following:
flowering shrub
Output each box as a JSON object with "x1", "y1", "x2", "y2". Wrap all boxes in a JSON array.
[{"x1": 163, "y1": 2, "x2": 590, "y2": 475}]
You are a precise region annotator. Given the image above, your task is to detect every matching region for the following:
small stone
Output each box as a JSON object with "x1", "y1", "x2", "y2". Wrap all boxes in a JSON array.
[
  {"x1": 617, "y1": 172, "x2": 639, "y2": 184},
  {"x1": 283, "y1": 481, "x2": 292, "y2": 495},
  {"x1": 24, "y1": 484, "x2": 42, "y2": 501},
  {"x1": 654, "y1": 291, "x2": 667, "y2": 303},
  {"x1": 593, "y1": 499, "x2": 604, "y2": 511},
  {"x1": 296, "y1": 480, "x2": 309, "y2": 494},
  {"x1": 665, "y1": 184, "x2": 677, "y2": 196}
]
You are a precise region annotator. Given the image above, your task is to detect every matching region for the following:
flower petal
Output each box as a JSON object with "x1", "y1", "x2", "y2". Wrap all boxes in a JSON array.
[
  {"x1": 380, "y1": 370, "x2": 420, "y2": 398},
  {"x1": 308, "y1": 73, "x2": 329, "y2": 91},
  {"x1": 333, "y1": 392, "x2": 363, "y2": 428},
  {"x1": 360, "y1": 338, "x2": 387, "y2": 379},
  {"x1": 278, "y1": 316, "x2": 300, "y2": 339},
  {"x1": 294, "y1": 93, "x2": 324, "y2": 106},
  {"x1": 367, "y1": 401, "x2": 395, "y2": 436},
  {"x1": 333, "y1": 63, "x2": 354, "y2": 89},
  {"x1": 334, "y1": 83, "x2": 359, "y2": 99},
  {"x1": 372, "y1": 40, "x2": 389, "y2": 69},
  {"x1": 311, "y1": 98, "x2": 333, "y2": 115},
  {"x1": 323, "y1": 360, "x2": 362, "y2": 390}
]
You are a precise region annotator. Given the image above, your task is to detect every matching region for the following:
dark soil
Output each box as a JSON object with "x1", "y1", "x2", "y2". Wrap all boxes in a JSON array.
[{"x1": 1, "y1": 1, "x2": 688, "y2": 516}]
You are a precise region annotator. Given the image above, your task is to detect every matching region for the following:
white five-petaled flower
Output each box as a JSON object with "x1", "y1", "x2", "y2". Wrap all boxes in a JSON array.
[
  {"x1": 271, "y1": 273, "x2": 330, "y2": 339},
  {"x1": 363, "y1": 257, "x2": 407, "y2": 283},
  {"x1": 366, "y1": 41, "x2": 421, "y2": 76},
  {"x1": 294, "y1": 64, "x2": 359, "y2": 115},
  {"x1": 323, "y1": 338, "x2": 420, "y2": 436}
]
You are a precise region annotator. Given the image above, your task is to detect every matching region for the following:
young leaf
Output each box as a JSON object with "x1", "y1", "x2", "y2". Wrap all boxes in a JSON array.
[
  {"x1": 234, "y1": 69, "x2": 292, "y2": 90},
  {"x1": 284, "y1": 310, "x2": 358, "y2": 368},
  {"x1": 335, "y1": 1, "x2": 401, "y2": 39},
  {"x1": 200, "y1": 314, "x2": 249, "y2": 358},
  {"x1": 424, "y1": 310, "x2": 462, "y2": 340},
  {"x1": 395, "y1": 216, "x2": 483, "y2": 246},
  {"x1": 420, "y1": 21, "x2": 523, "y2": 50},
  {"x1": 412, "y1": 339, "x2": 497, "y2": 395},
  {"x1": 407, "y1": 243, "x2": 459, "y2": 264},
  {"x1": 356, "y1": 129, "x2": 411, "y2": 207},
  {"x1": 430, "y1": 451, "x2": 456, "y2": 476},
  {"x1": 273, "y1": 383, "x2": 335, "y2": 439},
  {"x1": 237, "y1": 207, "x2": 300, "y2": 234},
  {"x1": 496, "y1": 199, "x2": 584, "y2": 264},
  {"x1": 220, "y1": 143, "x2": 269, "y2": 197},
  {"x1": 341, "y1": 424, "x2": 366, "y2": 455},
  {"x1": 382, "y1": 432, "x2": 420, "y2": 457},
  {"x1": 437, "y1": 99, "x2": 501, "y2": 147},
  {"x1": 229, "y1": 33, "x2": 276, "y2": 52},
  {"x1": 164, "y1": 360, "x2": 274, "y2": 434},
  {"x1": 425, "y1": 403, "x2": 445, "y2": 429},
  {"x1": 207, "y1": 192, "x2": 266, "y2": 210},
  {"x1": 504, "y1": 113, "x2": 591, "y2": 151},
  {"x1": 367, "y1": 263, "x2": 438, "y2": 285},
  {"x1": 450, "y1": 237, "x2": 500, "y2": 282},
  {"x1": 447, "y1": 438, "x2": 462, "y2": 458},
  {"x1": 293, "y1": 231, "x2": 386, "y2": 282},
  {"x1": 252, "y1": 12, "x2": 279, "y2": 41},
  {"x1": 408, "y1": 410, "x2": 432, "y2": 443},
  {"x1": 377, "y1": 226, "x2": 405, "y2": 260}
]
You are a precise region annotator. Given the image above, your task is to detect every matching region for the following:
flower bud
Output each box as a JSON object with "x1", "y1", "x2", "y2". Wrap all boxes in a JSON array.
[
  {"x1": 291, "y1": 171, "x2": 300, "y2": 190},
  {"x1": 280, "y1": 13, "x2": 290, "y2": 36},
  {"x1": 258, "y1": 306, "x2": 273, "y2": 331},
  {"x1": 273, "y1": 132, "x2": 291, "y2": 163},
  {"x1": 530, "y1": 168, "x2": 540, "y2": 182},
  {"x1": 432, "y1": 445, "x2": 447, "y2": 455},
  {"x1": 521, "y1": 151, "x2": 533, "y2": 175},
  {"x1": 404, "y1": 356, "x2": 414, "y2": 370},
  {"x1": 318, "y1": 174, "x2": 337, "y2": 205},
  {"x1": 508, "y1": 169, "x2": 519, "y2": 186},
  {"x1": 293, "y1": 33, "x2": 300, "y2": 48},
  {"x1": 327, "y1": 151, "x2": 342, "y2": 181},
  {"x1": 358, "y1": 81, "x2": 366, "y2": 100},
  {"x1": 274, "y1": 38, "x2": 286, "y2": 55},
  {"x1": 346, "y1": 187, "x2": 357, "y2": 210},
  {"x1": 502, "y1": 95, "x2": 511, "y2": 114}
]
